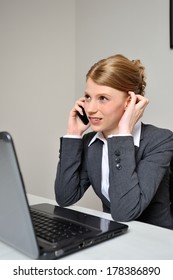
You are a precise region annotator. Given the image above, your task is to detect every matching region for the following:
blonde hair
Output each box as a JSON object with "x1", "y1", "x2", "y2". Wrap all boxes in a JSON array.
[{"x1": 86, "y1": 54, "x2": 146, "y2": 96}]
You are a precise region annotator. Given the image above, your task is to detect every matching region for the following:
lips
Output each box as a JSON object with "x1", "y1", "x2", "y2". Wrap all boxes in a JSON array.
[{"x1": 89, "y1": 117, "x2": 102, "y2": 125}]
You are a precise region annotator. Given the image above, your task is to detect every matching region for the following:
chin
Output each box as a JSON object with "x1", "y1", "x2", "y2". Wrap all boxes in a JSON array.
[{"x1": 90, "y1": 126, "x2": 102, "y2": 132}]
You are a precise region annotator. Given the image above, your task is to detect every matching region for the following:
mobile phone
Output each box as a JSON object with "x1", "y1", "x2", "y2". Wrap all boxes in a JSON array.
[{"x1": 77, "y1": 106, "x2": 89, "y2": 125}]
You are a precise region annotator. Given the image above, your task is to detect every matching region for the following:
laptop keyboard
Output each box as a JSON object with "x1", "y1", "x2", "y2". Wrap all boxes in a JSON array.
[{"x1": 31, "y1": 209, "x2": 91, "y2": 244}]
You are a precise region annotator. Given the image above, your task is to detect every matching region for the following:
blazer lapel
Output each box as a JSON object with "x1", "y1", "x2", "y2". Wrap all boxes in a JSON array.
[{"x1": 87, "y1": 139, "x2": 103, "y2": 197}]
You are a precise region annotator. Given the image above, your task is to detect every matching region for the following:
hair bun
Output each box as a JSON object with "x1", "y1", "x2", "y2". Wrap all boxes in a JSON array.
[{"x1": 132, "y1": 59, "x2": 146, "y2": 96}]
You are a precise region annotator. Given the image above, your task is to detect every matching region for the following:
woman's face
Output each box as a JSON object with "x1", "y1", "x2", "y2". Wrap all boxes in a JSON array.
[{"x1": 84, "y1": 78, "x2": 129, "y2": 138}]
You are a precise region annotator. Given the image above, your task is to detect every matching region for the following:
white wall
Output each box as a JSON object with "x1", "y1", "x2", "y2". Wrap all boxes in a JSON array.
[{"x1": 1, "y1": 0, "x2": 173, "y2": 211}]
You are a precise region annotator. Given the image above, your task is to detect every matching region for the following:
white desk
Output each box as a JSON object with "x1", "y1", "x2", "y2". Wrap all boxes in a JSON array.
[{"x1": 0, "y1": 194, "x2": 173, "y2": 260}]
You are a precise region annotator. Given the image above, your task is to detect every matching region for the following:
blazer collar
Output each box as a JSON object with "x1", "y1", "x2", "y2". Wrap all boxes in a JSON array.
[{"x1": 88, "y1": 121, "x2": 142, "y2": 147}]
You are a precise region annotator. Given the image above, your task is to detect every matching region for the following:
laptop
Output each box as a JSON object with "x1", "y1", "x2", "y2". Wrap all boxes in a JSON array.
[{"x1": 0, "y1": 131, "x2": 128, "y2": 259}]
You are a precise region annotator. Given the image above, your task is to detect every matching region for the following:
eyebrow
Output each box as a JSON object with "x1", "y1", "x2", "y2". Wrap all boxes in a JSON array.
[{"x1": 84, "y1": 92, "x2": 111, "y2": 96}]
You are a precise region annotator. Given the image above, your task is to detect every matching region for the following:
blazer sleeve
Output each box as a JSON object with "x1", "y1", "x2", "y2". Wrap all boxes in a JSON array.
[
  {"x1": 108, "y1": 127, "x2": 173, "y2": 221},
  {"x1": 54, "y1": 137, "x2": 90, "y2": 206}
]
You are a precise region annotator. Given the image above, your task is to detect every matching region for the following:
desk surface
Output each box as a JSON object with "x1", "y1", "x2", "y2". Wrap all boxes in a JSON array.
[{"x1": 0, "y1": 194, "x2": 173, "y2": 260}]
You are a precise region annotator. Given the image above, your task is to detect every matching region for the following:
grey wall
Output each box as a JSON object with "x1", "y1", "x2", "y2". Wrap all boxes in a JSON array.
[
  {"x1": 1, "y1": 0, "x2": 173, "y2": 211},
  {"x1": 76, "y1": 0, "x2": 173, "y2": 129},
  {"x1": 75, "y1": 0, "x2": 173, "y2": 210},
  {"x1": 0, "y1": 0, "x2": 76, "y2": 200}
]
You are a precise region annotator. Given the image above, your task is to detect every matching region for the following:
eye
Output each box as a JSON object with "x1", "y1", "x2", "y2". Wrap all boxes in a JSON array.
[
  {"x1": 84, "y1": 94, "x2": 91, "y2": 101},
  {"x1": 99, "y1": 95, "x2": 109, "y2": 102}
]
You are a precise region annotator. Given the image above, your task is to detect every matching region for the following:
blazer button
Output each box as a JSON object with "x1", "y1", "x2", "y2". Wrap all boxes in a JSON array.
[
  {"x1": 114, "y1": 150, "x2": 120, "y2": 156},
  {"x1": 116, "y1": 163, "x2": 122, "y2": 170},
  {"x1": 115, "y1": 157, "x2": 121, "y2": 163}
]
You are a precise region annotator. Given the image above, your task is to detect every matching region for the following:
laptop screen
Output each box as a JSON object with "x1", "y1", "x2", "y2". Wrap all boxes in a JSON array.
[{"x1": 0, "y1": 132, "x2": 39, "y2": 258}]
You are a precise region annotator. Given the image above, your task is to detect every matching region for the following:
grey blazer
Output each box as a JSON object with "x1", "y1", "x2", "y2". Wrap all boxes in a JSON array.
[{"x1": 55, "y1": 123, "x2": 173, "y2": 229}]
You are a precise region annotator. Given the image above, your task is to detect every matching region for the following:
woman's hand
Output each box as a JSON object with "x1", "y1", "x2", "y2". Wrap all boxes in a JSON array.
[
  {"x1": 118, "y1": 91, "x2": 149, "y2": 134},
  {"x1": 66, "y1": 98, "x2": 90, "y2": 136}
]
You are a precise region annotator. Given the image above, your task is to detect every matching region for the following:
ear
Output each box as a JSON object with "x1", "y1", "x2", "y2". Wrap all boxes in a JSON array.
[{"x1": 124, "y1": 95, "x2": 131, "y2": 110}]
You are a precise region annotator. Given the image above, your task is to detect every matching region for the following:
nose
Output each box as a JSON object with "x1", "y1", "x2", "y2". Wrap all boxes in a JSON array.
[{"x1": 85, "y1": 100, "x2": 98, "y2": 114}]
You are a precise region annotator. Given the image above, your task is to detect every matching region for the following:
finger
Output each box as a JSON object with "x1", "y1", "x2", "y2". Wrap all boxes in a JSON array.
[
  {"x1": 74, "y1": 104, "x2": 83, "y2": 115},
  {"x1": 128, "y1": 91, "x2": 136, "y2": 98},
  {"x1": 79, "y1": 96, "x2": 86, "y2": 101},
  {"x1": 74, "y1": 99, "x2": 86, "y2": 115},
  {"x1": 136, "y1": 94, "x2": 149, "y2": 103},
  {"x1": 127, "y1": 91, "x2": 137, "y2": 106},
  {"x1": 135, "y1": 95, "x2": 149, "y2": 109}
]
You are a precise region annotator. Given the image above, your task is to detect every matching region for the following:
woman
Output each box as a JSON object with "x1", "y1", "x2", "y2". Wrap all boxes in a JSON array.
[{"x1": 55, "y1": 54, "x2": 173, "y2": 229}]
